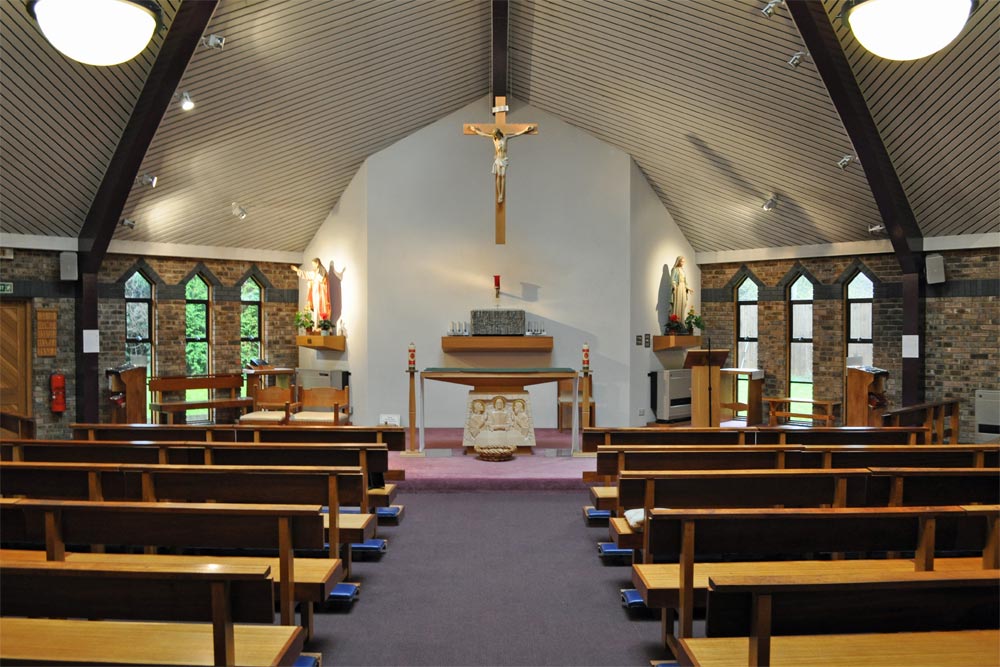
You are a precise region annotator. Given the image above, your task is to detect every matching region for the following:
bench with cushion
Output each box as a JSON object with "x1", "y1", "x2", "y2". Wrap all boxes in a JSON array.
[{"x1": 0, "y1": 560, "x2": 302, "y2": 667}]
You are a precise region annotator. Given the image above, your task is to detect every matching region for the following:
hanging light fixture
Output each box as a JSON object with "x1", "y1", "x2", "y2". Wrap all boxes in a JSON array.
[
  {"x1": 762, "y1": 194, "x2": 779, "y2": 212},
  {"x1": 844, "y1": 0, "x2": 977, "y2": 61},
  {"x1": 26, "y1": 0, "x2": 163, "y2": 67},
  {"x1": 178, "y1": 91, "x2": 195, "y2": 111}
]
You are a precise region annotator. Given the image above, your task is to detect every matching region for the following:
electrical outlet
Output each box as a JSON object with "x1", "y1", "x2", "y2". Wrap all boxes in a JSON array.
[
  {"x1": 378, "y1": 414, "x2": 400, "y2": 426},
  {"x1": 644, "y1": 333, "x2": 651, "y2": 348},
  {"x1": 635, "y1": 335, "x2": 642, "y2": 346}
]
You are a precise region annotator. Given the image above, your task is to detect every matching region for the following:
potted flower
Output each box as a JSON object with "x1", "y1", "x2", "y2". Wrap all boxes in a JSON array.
[
  {"x1": 317, "y1": 318, "x2": 334, "y2": 336},
  {"x1": 685, "y1": 309, "x2": 705, "y2": 334},
  {"x1": 664, "y1": 313, "x2": 688, "y2": 335},
  {"x1": 294, "y1": 310, "x2": 315, "y2": 334}
]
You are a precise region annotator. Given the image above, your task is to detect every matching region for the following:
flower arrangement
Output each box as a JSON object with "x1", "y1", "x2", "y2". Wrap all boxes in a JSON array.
[
  {"x1": 294, "y1": 310, "x2": 315, "y2": 333},
  {"x1": 317, "y1": 318, "x2": 334, "y2": 334},
  {"x1": 664, "y1": 313, "x2": 688, "y2": 334},
  {"x1": 685, "y1": 308, "x2": 705, "y2": 333}
]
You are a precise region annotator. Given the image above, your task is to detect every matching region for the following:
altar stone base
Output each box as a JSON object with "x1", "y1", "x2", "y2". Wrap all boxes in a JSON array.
[{"x1": 463, "y1": 391, "x2": 536, "y2": 457}]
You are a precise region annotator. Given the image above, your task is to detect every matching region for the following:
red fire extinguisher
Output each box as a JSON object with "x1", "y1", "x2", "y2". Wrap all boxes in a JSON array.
[{"x1": 50, "y1": 371, "x2": 66, "y2": 413}]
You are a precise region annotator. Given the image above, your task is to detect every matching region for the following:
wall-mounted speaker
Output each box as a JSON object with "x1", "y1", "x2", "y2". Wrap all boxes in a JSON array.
[
  {"x1": 59, "y1": 251, "x2": 78, "y2": 281},
  {"x1": 925, "y1": 253, "x2": 946, "y2": 285}
]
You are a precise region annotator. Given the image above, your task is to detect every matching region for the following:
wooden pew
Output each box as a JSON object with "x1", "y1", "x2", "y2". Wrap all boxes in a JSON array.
[
  {"x1": 0, "y1": 560, "x2": 302, "y2": 667},
  {"x1": 610, "y1": 469, "x2": 869, "y2": 552},
  {"x1": 6, "y1": 438, "x2": 399, "y2": 513},
  {"x1": 149, "y1": 374, "x2": 253, "y2": 424},
  {"x1": 866, "y1": 467, "x2": 1000, "y2": 507},
  {"x1": 631, "y1": 505, "x2": 993, "y2": 655},
  {"x1": 588, "y1": 445, "x2": 803, "y2": 512},
  {"x1": 72, "y1": 422, "x2": 407, "y2": 450},
  {"x1": 582, "y1": 425, "x2": 929, "y2": 451},
  {"x1": 0, "y1": 498, "x2": 327, "y2": 632},
  {"x1": 583, "y1": 427, "x2": 764, "y2": 452},
  {"x1": 680, "y1": 571, "x2": 999, "y2": 667},
  {"x1": 763, "y1": 397, "x2": 840, "y2": 427},
  {"x1": 883, "y1": 398, "x2": 962, "y2": 444},
  {"x1": 803, "y1": 443, "x2": 1000, "y2": 469},
  {"x1": 757, "y1": 426, "x2": 929, "y2": 445}
]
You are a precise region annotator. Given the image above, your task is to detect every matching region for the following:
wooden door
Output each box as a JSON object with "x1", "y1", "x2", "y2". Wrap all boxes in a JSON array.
[{"x1": 0, "y1": 300, "x2": 32, "y2": 416}]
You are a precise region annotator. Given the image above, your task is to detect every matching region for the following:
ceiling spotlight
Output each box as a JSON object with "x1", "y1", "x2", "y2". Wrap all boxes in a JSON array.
[
  {"x1": 787, "y1": 51, "x2": 807, "y2": 68},
  {"x1": 179, "y1": 91, "x2": 194, "y2": 111},
  {"x1": 26, "y1": 0, "x2": 163, "y2": 67},
  {"x1": 837, "y1": 155, "x2": 856, "y2": 170},
  {"x1": 868, "y1": 223, "x2": 886, "y2": 234},
  {"x1": 201, "y1": 33, "x2": 225, "y2": 50},
  {"x1": 760, "y1": 0, "x2": 783, "y2": 18},
  {"x1": 762, "y1": 194, "x2": 779, "y2": 212},
  {"x1": 138, "y1": 173, "x2": 157, "y2": 188},
  {"x1": 231, "y1": 202, "x2": 248, "y2": 220},
  {"x1": 120, "y1": 218, "x2": 136, "y2": 229},
  {"x1": 844, "y1": 0, "x2": 976, "y2": 61}
]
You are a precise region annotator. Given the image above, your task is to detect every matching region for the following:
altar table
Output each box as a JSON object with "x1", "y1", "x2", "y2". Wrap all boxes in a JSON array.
[{"x1": 419, "y1": 368, "x2": 581, "y2": 452}]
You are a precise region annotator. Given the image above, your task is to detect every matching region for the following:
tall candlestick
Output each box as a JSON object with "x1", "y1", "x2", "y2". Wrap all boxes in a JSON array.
[
  {"x1": 493, "y1": 274, "x2": 500, "y2": 300},
  {"x1": 408, "y1": 343, "x2": 415, "y2": 371},
  {"x1": 582, "y1": 343, "x2": 590, "y2": 371}
]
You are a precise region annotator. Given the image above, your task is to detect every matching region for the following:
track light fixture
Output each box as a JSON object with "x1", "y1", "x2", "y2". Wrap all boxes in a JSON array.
[
  {"x1": 231, "y1": 202, "x2": 248, "y2": 220},
  {"x1": 760, "y1": 0, "x2": 783, "y2": 18},
  {"x1": 868, "y1": 223, "x2": 885, "y2": 234},
  {"x1": 843, "y1": 0, "x2": 977, "y2": 61},
  {"x1": 178, "y1": 91, "x2": 194, "y2": 111},
  {"x1": 201, "y1": 33, "x2": 225, "y2": 50},
  {"x1": 762, "y1": 194, "x2": 779, "y2": 212},
  {"x1": 137, "y1": 173, "x2": 157, "y2": 188},
  {"x1": 26, "y1": 0, "x2": 163, "y2": 66},
  {"x1": 120, "y1": 218, "x2": 136, "y2": 229},
  {"x1": 837, "y1": 155, "x2": 856, "y2": 170},
  {"x1": 787, "y1": 51, "x2": 807, "y2": 68}
]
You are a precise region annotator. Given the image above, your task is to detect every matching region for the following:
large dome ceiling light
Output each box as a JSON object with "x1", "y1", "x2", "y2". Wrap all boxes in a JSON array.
[
  {"x1": 844, "y1": 0, "x2": 977, "y2": 61},
  {"x1": 26, "y1": 0, "x2": 163, "y2": 67}
]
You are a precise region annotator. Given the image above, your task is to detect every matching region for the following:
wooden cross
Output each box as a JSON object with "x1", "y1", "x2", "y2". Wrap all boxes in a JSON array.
[{"x1": 463, "y1": 95, "x2": 538, "y2": 244}]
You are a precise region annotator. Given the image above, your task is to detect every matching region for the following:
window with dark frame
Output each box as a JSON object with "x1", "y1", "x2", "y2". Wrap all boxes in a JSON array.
[
  {"x1": 788, "y1": 274, "x2": 814, "y2": 420},
  {"x1": 735, "y1": 278, "x2": 759, "y2": 419},
  {"x1": 124, "y1": 271, "x2": 153, "y2": 368},
  {"x1": 846, "y1": 272, "x2": 874, "y2": 366},
  {"x1": 185, "y1": 275, "x2": 210, "y2": 422},
  {"x1": 240, "y1": 278, "x2": 263, "y2": 368}
]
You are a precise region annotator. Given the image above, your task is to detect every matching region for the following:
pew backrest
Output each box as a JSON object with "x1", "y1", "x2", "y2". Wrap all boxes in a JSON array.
[
  {"x1": 596, "y1": 445, "x2": 804, "y2": 476},
  {"x1": 866, "y1": 467, "x2": 1000, "y2": 507}
]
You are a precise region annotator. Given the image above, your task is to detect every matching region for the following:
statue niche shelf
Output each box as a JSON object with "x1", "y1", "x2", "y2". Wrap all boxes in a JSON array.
[
  {"x1": 297, "y1": 335, "x2": 346, "y2": 351},
  {"x1": 652, "y1": 335, "x2": 701, "y2": 351}
]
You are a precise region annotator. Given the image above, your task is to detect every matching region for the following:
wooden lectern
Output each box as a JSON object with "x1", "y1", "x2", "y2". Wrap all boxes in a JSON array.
[
  {"x1": 720, "y1": 368, "x2": 764, "y2": 425},
  {"x1": 683, "y1": 349, "x2": 730, "y2": 427},
  {"x1": 106, "y1": 365, "x2": 147, "y2": 424},
  {"x1": 845, "y1": 365, "x2": 889, "y2": 426}
]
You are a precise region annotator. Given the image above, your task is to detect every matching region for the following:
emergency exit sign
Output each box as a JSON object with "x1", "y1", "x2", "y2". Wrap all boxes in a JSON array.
[{"x1": 0, "y1": 282, "x2": 12, "y2": 294}]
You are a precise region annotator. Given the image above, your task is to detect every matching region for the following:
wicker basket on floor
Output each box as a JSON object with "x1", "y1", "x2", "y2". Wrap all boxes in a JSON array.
[{"x1": 475, "y1": 445, "x2": 516, "y2": 462}]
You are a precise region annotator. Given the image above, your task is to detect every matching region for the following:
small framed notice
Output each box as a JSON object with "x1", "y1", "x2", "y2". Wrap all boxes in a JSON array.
[{"x1": 36, "y1": 309, "x2": 57, "y2": 357}]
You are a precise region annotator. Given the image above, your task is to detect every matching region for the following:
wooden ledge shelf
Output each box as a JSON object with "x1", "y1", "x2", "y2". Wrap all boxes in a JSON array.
[
  {"x1": 297, "y1": 335, "x2": 346, "y2": 351},
  {"x1": 441, "y1": 336, "x2": 553, "y2": 352},
  {"x1": 652, "y1": 335, "x2": 701, "y2": 351}
]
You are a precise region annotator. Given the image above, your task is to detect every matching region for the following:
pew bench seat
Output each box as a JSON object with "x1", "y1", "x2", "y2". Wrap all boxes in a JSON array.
[
  {"x1": 368, "y1": 482, "x2": 398, "y2": 508},
  {"x1": 632, "y1": 556, "x2": 986, "y2": 610},
  {"x1": 0, "y1": 617, "x2": 304, "y2": 667},
  {"x1": 590, "y1": 485, "x2": 617, "y2": 510},
  {"x1": 325, "y1": 512, "x2": 377, "y2": 544},
  {"x1": 677, "y1": 629, "x2": 1000, "y2": 667},
  {"x1": 610, "y1": 517, "x2": 643, "y2": 550}
]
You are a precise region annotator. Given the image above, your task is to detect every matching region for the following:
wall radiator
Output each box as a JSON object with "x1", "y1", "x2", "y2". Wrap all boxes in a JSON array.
[{"x1": 975, "y1": 389, "x2": 1000, "y2": 444}]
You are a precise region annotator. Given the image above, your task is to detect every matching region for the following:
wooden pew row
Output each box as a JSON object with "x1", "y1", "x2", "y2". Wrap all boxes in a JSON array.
[
  {"x1": 883, "y1": 398, "x2": 962, "y2": 444},
  {"x1": 680, "y1": 571, "x2": 999, "y2": 667},
  {"x1": 582, "y1": 426, "x2": 930, "y2": 451},
  {"x1": 1, "y1": 438, "x2": 399, "y2": 514},
  {"x1": 608, "y1": 469, "x2": 870, "y2": 552},
  {"x1": 586, "y1": 444, "x2": 1000, "y2": 512},
  {"x1": 0, "y1": 560, "x2": 303, "y2": 667},
  {"x1": 0, "y1": 461, "x2": 374, "y2": 587},
  {"x1": 0, "y1": 497, "x2": 329, "y2": 634},
  {"x1": 71, "y1": 422, "x2": 407, "y2": 450},
  {"x1": 631, "y1": 505, "x2": 998, "y2": 656}
]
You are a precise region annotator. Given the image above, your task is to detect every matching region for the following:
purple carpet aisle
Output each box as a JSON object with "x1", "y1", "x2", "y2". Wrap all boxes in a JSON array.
[{"x1": 392, "y1": 428, "x2": 591, "y2": 491}]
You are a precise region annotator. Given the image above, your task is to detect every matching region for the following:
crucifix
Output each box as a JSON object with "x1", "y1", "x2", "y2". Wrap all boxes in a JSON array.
[{"x1": 462, "y1": 1, "x2": 538, "y2": 244}]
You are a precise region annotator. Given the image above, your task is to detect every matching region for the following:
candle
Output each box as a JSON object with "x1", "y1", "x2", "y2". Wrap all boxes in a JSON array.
[
  {"x1": 493, "y1": 275, "x2": 500, "y2": 289},
  {"x1": 582, "y1": 343, "x2": 590, "y2": 371},
  {"x1": 408, "y1": 343, "x2": 415, "y2": 370}
]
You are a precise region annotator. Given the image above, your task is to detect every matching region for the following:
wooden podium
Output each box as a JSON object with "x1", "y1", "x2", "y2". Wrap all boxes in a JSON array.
[
  {"x1": 106, "y1": 365, "x2": 147, "y2": 424},
  {"x1": 683, "y1": 349, "x2": 730, "y2": 427},
  {"x1": 720, "y1": 368, "x2": 764, "y2": 425},
  {"x1": 846, "y1": 365, "x2": 889, "y2": 426}
]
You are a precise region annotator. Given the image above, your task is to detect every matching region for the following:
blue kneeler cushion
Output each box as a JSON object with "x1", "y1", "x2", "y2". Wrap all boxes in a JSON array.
[
  {"x1": 293, "y1": 656, "x2": 320, "y2": 667},
  {"x1": 328, "y1": 582, "x2": 360, "y2": 603},
  {"x1": 597, "y1": 542, "x2": 633, "y2": 559},
  {"x1": 376, "y1": 506, "x2": 401, "y2": 519},
  {"x1": 351, "y1": 538, "x2": 387, "y2": 553},
  {"x1": 620, "y1": 588, "x2": 646, "y2": 608},
  {"x1": 586, "y1": 508, "x2": 612, "y2": 520}
]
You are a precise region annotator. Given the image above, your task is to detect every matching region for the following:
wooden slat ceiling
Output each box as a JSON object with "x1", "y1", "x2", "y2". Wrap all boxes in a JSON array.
[
  {"x1": 1, "y1": 0, "x2": 995, "y2": 253},
  {"x1": 0, "y1": 0, "x2": 180, "y2": 237}
]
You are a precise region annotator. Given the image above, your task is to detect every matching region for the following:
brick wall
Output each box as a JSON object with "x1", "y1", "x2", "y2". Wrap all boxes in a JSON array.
[{"x1": 701, "y1": 248, "x2": 998, "y2": 437}]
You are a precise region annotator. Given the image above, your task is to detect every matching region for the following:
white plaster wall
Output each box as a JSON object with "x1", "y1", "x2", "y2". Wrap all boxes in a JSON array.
[
  {"x1": 299, "y1": 162, "x2": 369, "y2": 418},
  {"x1": 628, "y1": 159, "x2": 700, "y2": 425},
  {"x1": 363, "y1": 96, "x2": 632, "y2": 427}
]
